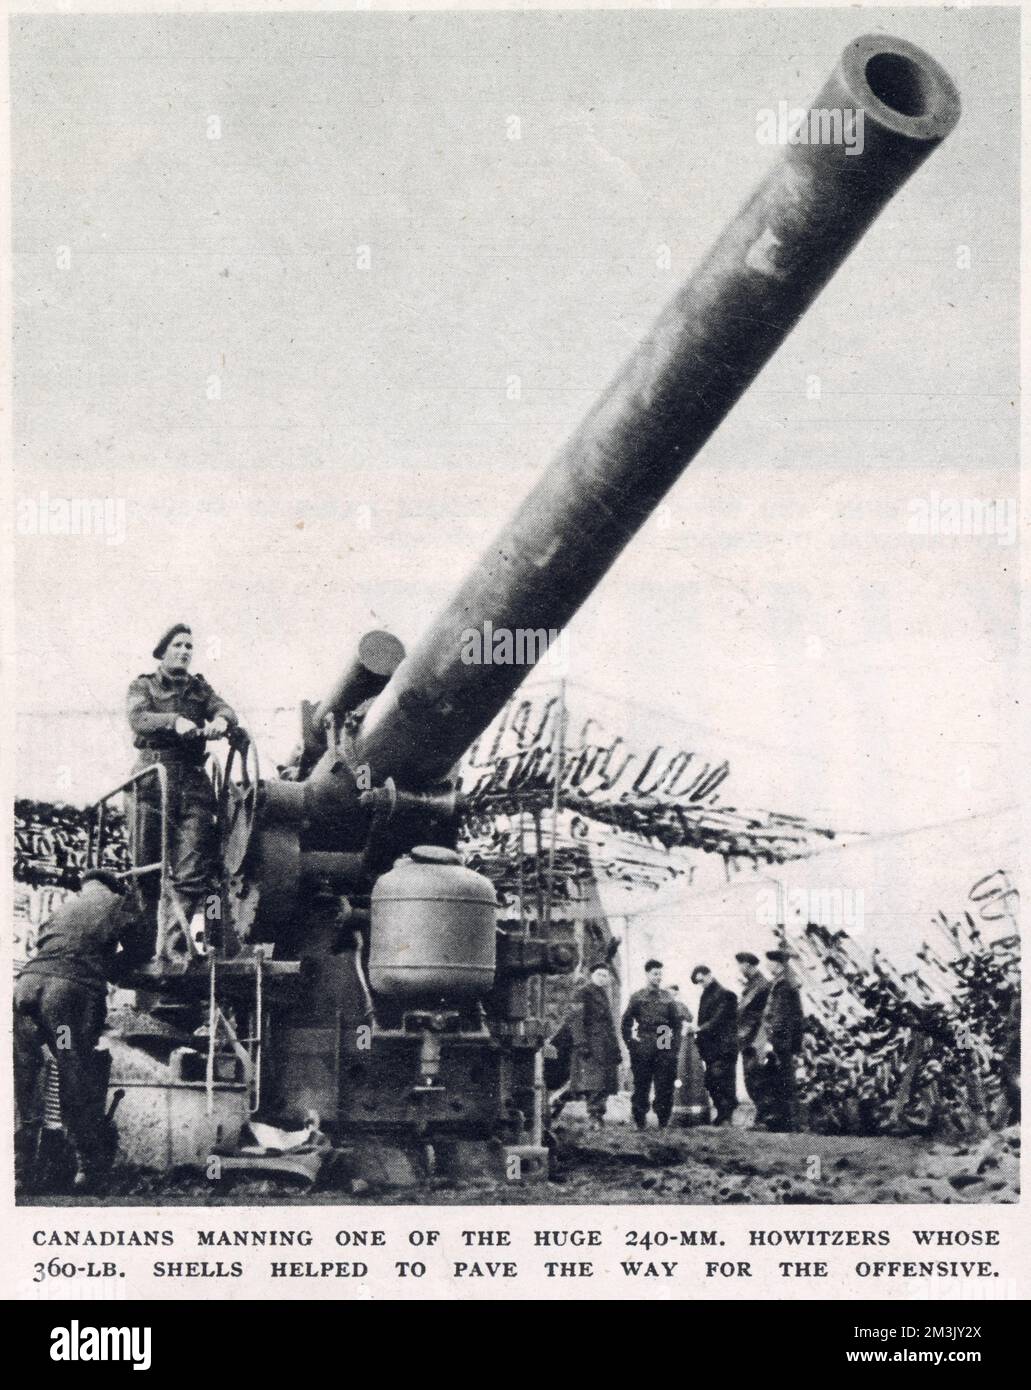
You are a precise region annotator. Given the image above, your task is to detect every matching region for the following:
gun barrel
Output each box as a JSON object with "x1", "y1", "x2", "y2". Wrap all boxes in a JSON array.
[
  {"x1": 314, "y1": 630, "x2": 406, "y2": 732},
  {"x1": 354, "y1": 34, "x2": 960, "y2": 788}
]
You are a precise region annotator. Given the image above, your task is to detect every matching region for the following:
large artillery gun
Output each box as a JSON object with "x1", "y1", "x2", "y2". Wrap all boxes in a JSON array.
[{"x1": 90, "y1": 35, "x2": 960, "y2": 1179}]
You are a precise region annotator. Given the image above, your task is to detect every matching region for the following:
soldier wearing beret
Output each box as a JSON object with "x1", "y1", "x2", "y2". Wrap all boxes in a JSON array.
[
  {"x1": 126, "y1": 624, "x2": 238, "y2": 948},
  {"x1": 621, "y1": 959, "x2": 683, "y2": 1130}
]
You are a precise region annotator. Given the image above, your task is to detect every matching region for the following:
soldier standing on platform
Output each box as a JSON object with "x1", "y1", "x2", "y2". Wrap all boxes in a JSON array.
[
  {"x1": 621, "y1": 958, "x2": 683, "y2": 1131},
  {"x1": 126, "y1": 624, "x2": 239, "y2": 951}
]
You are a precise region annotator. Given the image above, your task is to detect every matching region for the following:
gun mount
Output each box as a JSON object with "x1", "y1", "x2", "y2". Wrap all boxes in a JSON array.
[{"x1": 93, "y1": 35, "x2": 960, "y2": 1180}]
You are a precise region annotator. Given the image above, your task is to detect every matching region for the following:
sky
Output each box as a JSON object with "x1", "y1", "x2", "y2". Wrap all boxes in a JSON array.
[{"x1": 11, "y1": 6, "x2": 1020, "y2": 832}]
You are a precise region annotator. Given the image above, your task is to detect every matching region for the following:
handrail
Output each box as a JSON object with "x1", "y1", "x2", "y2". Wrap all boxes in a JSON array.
[
  {"x1": 87, "y1": 762, "x2": 171, "y2": 883},
  {"x1": 87, "y1": 763, "x2": 191, "y2": 963},
  {"x1": 87, "y1": 733, "x2": 248, "y2": 967}
]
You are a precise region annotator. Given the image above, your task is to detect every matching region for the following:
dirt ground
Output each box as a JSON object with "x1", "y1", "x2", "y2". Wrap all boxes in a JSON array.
[
  {"x1": 23, "y1": 1095, "x2": 1020, "y2": 1207},
  {"x1": 539, "y1": 1102, "x2": 1021, "y2": 1207}
]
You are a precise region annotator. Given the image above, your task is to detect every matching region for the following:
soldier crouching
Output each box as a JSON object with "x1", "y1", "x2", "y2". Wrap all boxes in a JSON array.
[{"x1": 14, "y1": 870, "x2": 146, "y2": 1192}]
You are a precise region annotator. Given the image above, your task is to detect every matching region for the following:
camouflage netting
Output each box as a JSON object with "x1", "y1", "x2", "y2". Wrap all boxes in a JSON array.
[
  {"x1": 15, "y1": 797, "x2": 129, "y2": 887},
  {"x1": 795, "y1": 921, "x2": 1019, "y2": 1137},
  {"x1": 14, "y1": 682, "x2": 1020, "y2": 1142},
  {"x1": 461, "y1": 685, "x2": 840, "y2": 869}
]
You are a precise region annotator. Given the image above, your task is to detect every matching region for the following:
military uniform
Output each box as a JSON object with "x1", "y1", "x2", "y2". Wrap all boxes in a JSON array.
[
  {"x1": 694, "y1": 979, "x2": 739, "y2": 1124},
  {"x1": 568, "y1": 981, "x2": 622, "y2": 1123},
  {"x1": 126, "y1": 668, "x2": 237, "y2": 919},
  {"x1": 14, "y1": 875, "x2": 139, "y2": 1182},
  {"x1": 737, "y1": 971, "x2": 772, "y2": 1121},
  {"x1": 621, "y1": 986, "x2": 682, "y2": 1128},
  {"x1": 672, "y1": 996, "x2": 694, "y2": 1024},
  {"x1": 762, "y1": 975, "x2": 805, "y2": 1131}
]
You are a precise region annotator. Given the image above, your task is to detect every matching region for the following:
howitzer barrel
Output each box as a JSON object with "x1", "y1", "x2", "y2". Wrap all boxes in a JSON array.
[
  {"x1": 354, "y1": 35, "x2": 960, "y2": 788},
  {"x1": 316, "y1": 630, "x2": 406, "y2": 730},
  {"x1": 303, "y1": 629, "x2": 406, "y2": 764}
]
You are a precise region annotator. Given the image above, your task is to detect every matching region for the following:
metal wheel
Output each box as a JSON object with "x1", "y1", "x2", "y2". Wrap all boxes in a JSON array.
[{"x1": 218, "y1": 730, "x2": 260, "y2": 875}]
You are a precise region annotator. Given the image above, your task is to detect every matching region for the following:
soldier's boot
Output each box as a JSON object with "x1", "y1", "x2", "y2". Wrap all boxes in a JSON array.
[
  {"x1": 68, "y1": 1051, "x2": 118, "y2": 1194},
  {"x1": 33, "y1": 1127, "x2": 78, "y2": 1193},
  {"x1": 14, "y1": 1123, "x2": 41, "y2": 1195},
  {"x1": 72, "y1": 1158, "x2": 106, "y2": 1195},
  {"x1": 71, "y1": 1133, "x2": 112, "y2": 1195},
  {"x1": 586, "y1": 1096, "x2": 606, "y2": 1131}
]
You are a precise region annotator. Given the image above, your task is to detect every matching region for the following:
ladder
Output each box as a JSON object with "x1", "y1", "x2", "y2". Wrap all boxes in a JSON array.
[{"x1": 203, "y1": 950, "x2": 269, "y2": 1116}]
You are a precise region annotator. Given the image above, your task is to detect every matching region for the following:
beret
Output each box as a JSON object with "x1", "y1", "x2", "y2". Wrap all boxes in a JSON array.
[{"x1": 153, "y1": 623, "x2": 191, "y2": 660}]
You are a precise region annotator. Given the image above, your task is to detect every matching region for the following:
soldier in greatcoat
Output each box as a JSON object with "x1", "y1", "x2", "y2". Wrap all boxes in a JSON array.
[{"x1": 568, "y1": 962, "x2": 623, "y2": 1129}]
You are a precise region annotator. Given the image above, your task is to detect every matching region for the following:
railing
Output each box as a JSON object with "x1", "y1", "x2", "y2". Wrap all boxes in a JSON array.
[
  {"x1": 87, "y1": 734, "x2": 269, "y2": 1100},
  {"x1": 86, "y1": 763, "x2": 194, "y2": 965},
  {"x1": 89, "y1": 761, "x2": 170, "y2": 883}
]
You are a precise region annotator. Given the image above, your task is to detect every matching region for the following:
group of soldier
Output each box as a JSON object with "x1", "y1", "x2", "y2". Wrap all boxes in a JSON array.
[
  {"x1": 15, "y1": 619, "x2": 809, "y2": 1191},
  {"x1": 555, "y1": 950, "x2": 806, "y2": 1135},
  {"x1": 14, "y1": 623, "x2": 237, "y2": 1191}
]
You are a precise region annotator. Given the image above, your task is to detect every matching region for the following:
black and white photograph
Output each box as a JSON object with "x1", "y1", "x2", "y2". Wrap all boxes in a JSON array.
[{"x1": 4, "y1": 0, "x2": 1024, "y2": 1308}]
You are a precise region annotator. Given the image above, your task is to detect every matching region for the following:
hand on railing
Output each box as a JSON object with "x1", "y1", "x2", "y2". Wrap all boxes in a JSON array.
[{"x1": 202, "y1": 715, "x2": 230, "y2": 740}]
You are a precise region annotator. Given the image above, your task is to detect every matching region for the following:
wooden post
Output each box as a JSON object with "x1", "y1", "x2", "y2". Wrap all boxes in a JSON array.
[
  {"x1": 887, "y1": 1029, "x2": 928, "y2": 1132},
  {"x1": 883, "y1": 1028, "x2": 933, "y2": 1134},
  {"x1": 545, "y1": 679, "x2": 566, "y2": 931}
]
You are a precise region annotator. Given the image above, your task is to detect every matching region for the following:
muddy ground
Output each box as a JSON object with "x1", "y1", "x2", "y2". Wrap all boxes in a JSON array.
[{"x1": 23, "y1": 1097, "x2": 1019, "y2": 1207}]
